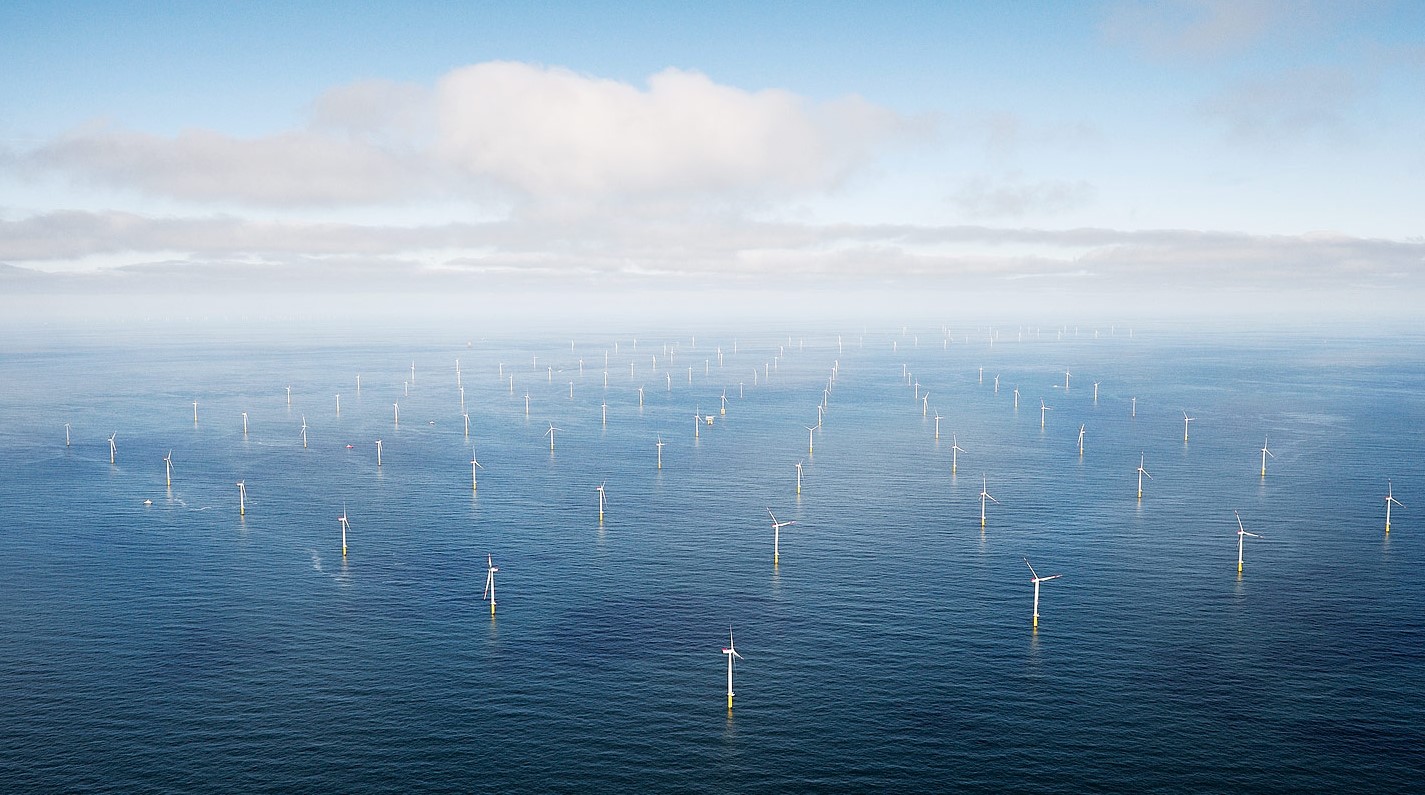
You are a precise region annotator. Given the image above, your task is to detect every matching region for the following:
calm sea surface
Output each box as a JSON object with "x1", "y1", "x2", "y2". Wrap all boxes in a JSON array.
[{"x1": 1, "y1": 322, "x2": 1422, "y2": 792}]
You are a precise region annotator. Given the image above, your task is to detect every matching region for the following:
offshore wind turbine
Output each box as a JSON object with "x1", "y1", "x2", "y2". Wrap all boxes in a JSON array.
[
  {"x1": 1234, "y1": 510, "x2": 1260, "y2": 573},
  {"x1": 236, "y1": 480, "x2": 247, "y2": 516},
  {"x1": 1385, "y1": 480, "x2": 1404, "y2": 534},
  {"x1": 242, "y1": 412, "x2": 248, "y2": 436},
  {"x1": 1259, "y1": 437, "x2": 1275, "y2": 477},
  {"x1": 375, "y1": 439, "x2": 383, "y2": 467},
  {"x1": 108, "y1": 433, "x2": 117, "y2": 464},
  {"x1": 163, "y1": 450, "x2": 173, "y2": 488},
  {"x1": 339, "y1": 504, "x2": 350, "y2": 557},
  {"x1": 1064, "y1": 368, "x2": 1071, "y2": 390},
  {"x1": 694, "y1": 409, "x2": 702, "y2": 439},
  {"x1": 301, "y1": 416, "x2": 308, "y2": 448},
  {"x1": 721, "y1": 627, "x2": 743, "y2": 709},
  {"x1": 1093, "y1": 382, "x2": 1100, "y2": 404},
  {"x1": 933, "y1": 411, "x2": 942, "y2": 440},
  {"x1": 1136, "y1": 453, "x2": 1152, "y2": 500},
  {"x1": 1077, "y1": 424, "x2": 1085, "y2": 456},
  {"x1": 1040, "y1": 399, "x2": 1052, "y2": 429},
  {"x1": 656, "y1": 436, "x2": 664, "y2": 469},
  {"x1": 951, "y1": 435, "x2": 965, "y2": 475},
  {"x1": 595, "y1": 481, "x2": 606, "y2": 523},
  {"x1": 393, "y1": 402, "x2": 399, "y2": 428},
  {"x1": 470, "y1": 454, "x2": 483, "y2": 491},
  {"x1": 1024, "y1": 557, "x2": 1062, "y2": 629},
  {"x1": 64, "y1": 423, "x2": 71, "y2": 447},
  {"x1": 483, "y1": 554, "x2": 498, "y2": 616},
  {"x1": 192, "y1": 401, "x2": 198, "y2": 425},
  {"x1": 768, "y1": 508, "x2": 795, "y2": 564},
  {"x1": 546, "y1": 423, "x2": 560, "y2": 452},
  {"x1": 1013, "y1": 387, "x2": 1019, "y2": 409},
  {"x1": 795, "y1": 460, "x2": 803, "y2": 495},
  {"x1": 1182, "y1": 411, "x2": 1194, "y2": 442},
  {"x1": 805, "y1": 425, "x2": 816, "y2": 456},
  {"x1": 979, "y1": 476, "x2": 997, "y2": 527},
  {"x1": 287, "y1": 385, "x2": 291, "y2": 407}
]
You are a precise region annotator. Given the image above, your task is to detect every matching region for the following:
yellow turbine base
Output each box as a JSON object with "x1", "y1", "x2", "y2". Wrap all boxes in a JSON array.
[
  {"x1": 342, "y1": 547, "x2": 347, "y2": 557},
  {"x1": 1237, "y1": 562, "x2": 1243, "y2": 573},
  {"x1": 490, "y1": 604, "x2": 496, "y2": 616},
  {"x1": 1033, "y1": 615, "x2": 1038, "y2": 628}
]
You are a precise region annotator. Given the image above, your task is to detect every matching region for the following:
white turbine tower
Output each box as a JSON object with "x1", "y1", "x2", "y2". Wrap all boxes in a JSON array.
[
  {"x1": 656, "y1": 436, "x2": 664, "y2": 470},
  {"x1": 163, "y1": 450, "x2": 173, "y2": 488},
  {"x1": 237, "y1": 480, "x2": 247, "y2": 516},
  {"x1": 1234, "y1": 510, "x2": 1260, "y2": 573},
  {"x1": 470, "y1": 454, "x2": 483, "y2": 491},
  {"x1": 483, "y1": 554, "x2": 498, "y2": 616},
  {"x1": 721, "y1": 627, "x2": 744, "y2": 709},
  {"x1": 1136, "y1": 453, "x2": 1152, "y2": 500},
  {"x1": 1040, "y1": 399, "x2": 1052, "y2": 430},
  {"x1": 979, "y1": 476, "x2": 998, "y2": 528},
  {"x1": 1385, "y1": 480, "x2": 1404, "y2": 534},
  {"x1": 951, "y1": 435, "x2": 965, "y2": 475},
  {"x1": 595, "y1": 481, "x2": 607, "y2": 523},
  {"x1": 108, "y1": 432, "x2": 117, "y2": 464},
  {"x1": 546, "y1": 423, "x2": 560, "y2": 452},
  {"x1": 1024, "y1": 557, "x2": 1062, "y2": 629},
  {"x1": 795, "y1": 460, "x2": 803, "y2": 495},
  {"x1": 1182, "y1": 410, "x2": 1194, "y2": 442},
  {"x1": 768, "y1": 508, "x2": 795, "y2": 565},
  {"x1": 1259, "y1": 437, "x2": 1275, "y2": 478},
  {"x1": 339, "y1": 504, "x2": 350, "y2": 557},
  {"x1": 1077, "y1": 424, "x2": 1085, "y2": 456}
]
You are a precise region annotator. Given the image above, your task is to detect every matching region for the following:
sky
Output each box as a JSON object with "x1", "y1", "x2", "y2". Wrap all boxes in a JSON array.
[{"x1": 1, "y1": 1, "x2": 1422, "y2": 325}]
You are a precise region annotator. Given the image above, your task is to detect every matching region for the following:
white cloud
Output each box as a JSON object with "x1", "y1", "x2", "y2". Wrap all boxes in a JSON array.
[
  {"x1": 1198, "y1": 67, "x2": 1361, "y2": 144},
  {"x1": 433, "y1": 62, "x2": 907, "y2": 200},
  {"x1": 1100, "y1": 0, "x2": 1311, "y2": 57},
  {"x1": 6, "y1": 62, "x2": 912, "y2": 208},
  {"x1": 950, "y1": 176, "x2": 1096, "y2": 219}
]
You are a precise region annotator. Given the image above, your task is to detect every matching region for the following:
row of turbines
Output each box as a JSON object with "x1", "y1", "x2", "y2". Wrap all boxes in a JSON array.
[{"x1": 69, "y1": 328, "x2": 1409, "y2": 710}]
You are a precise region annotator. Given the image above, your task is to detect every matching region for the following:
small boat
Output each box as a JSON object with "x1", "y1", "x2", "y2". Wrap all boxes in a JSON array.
[{"x1": 346, "y1": 444, "x2": 354, "y2": 449}]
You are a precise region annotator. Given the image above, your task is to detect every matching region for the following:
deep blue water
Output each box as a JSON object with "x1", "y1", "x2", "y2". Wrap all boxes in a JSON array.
[{"x1": 1, "y1": 322, "x2": 1422, "y2": 792}]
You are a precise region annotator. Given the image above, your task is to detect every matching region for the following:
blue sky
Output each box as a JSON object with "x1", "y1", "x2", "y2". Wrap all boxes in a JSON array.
[{"x1": 2, "y1": 1, "x2": 1422, "y2": 322}]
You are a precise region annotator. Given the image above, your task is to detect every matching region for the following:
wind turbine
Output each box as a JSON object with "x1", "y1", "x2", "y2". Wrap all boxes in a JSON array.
[
  {"x1": 242, "y1": 412, "x2": 248, "y2": 436},
  {"x1": 1093, "y1": 382, "x2": 1100, "y2": 404},
  {"x1": 951, "y1": 435, "x2": 965, "y2": 475},
  {"x1": 286, "y1": 385, "x2": 292, "y2": 407},
  {"x1": 1064, "y1": 368, "x2": 1071, "y2": 391},
  {"x1": 721, "y1": 627, "x2": 743, "y2": 709},
  {"x1": 656, "y1": 436, "x2": 664, "y2": 469},
  {"x1": 1385, "y1": 480, "x2": 1404, "y2": 534},
  {"x1": 795, "y1": 460, "x2": 803, "y2": 495},
  {"x1": 301, "y1": 416, "x2": 308, "y2": 448},
  {"x1": 339, "y1": 504, "x2": 350, "y2": 557},
  {"x1": 470, "y1": 454, "x2": 483, "y2": 491},
  {"x1": 393, "y1": 402, "x2": 399, "y2": 428},
  {"x1": 483, "y1": 554, "x2": 498, "y2": 616},
  {"x1": 1234, "y1": 510, "x2": 1260, "y2": 573},
  {"x1": 192, "y1": 401, "x2": 198, "y2": 425},
  {"x1": 108, "y1": 433, "x2": 117, "y2": 464},
  {"x1": 638, "y1": 386, "x2": 645, "y2": 409},
  {"x1": 694, "y1": 409, "x2": 702, "y2": 439},
  {"x1": 933, "y1": 411, "x2": 942, "y2": 440},
  {"x1": 163, "y1": 450, "x2": 173, "y2": 488},
  {"x1": 64, "y1": 423, "x2": 71, "y2": 447},
  {"x1": 1040, "y1": 399, "x2": 1052, "y2": 429},
  {"x1": 375, "y1": 439, "x2": 383, "y2": 467},
  {"x1": 1136, "y1": 453, "x2": 1152, "y2": 500},
  {"x1": 236, "y1": 480, "x2": 247, "y2": 516},
  {"x1": 1182, "y1": 411, "x2": 1194, "y2": 442},
  {"x1": 546, "y1": 423, "x2": 560, "y2": 452},
  {"x1": 335, "y1": 394, "x2": 341, "y2": 416},
  {"x1": 1131, "y1": 397, "x2": 1136, "y2": 418},
  {"x1": 1077, "y1": 424, "x2": 1085, "y2": 457},
  {"x1": 1259, "y1": 437, "x2": 1275, "y2": 478},
  {"x1": 595, "y1": 481, "x2": 607, "y2": 523},
  {"x1": 1013, "y1": 387, "x2": 1019, "y2": 410},
  {"x1": 769, "y1": 508, "x2": 795, "y2": 565},
  {"x1": 1024, "y1": 557, "x2": 1062, "y2": 629},
  {"x1": 805, "y1": 425, "x2": 816, "y2": 456},
  {"x1": 979, "y1": 476, "x2": 998, "y2": 528}
]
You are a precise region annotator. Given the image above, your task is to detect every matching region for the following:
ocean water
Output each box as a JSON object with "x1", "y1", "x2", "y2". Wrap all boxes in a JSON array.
[{"x1": 1, "y1": 322, "x2": 1422, "y2": 792}]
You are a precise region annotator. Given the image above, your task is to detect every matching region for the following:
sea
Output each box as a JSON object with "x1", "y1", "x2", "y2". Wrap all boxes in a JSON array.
[{"x1": 1, "y1": 320, "x2": 1422, "y2": 792}]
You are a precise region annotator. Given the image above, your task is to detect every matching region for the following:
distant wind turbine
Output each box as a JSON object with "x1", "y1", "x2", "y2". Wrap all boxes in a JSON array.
[
  {"x1": 1182, "y1": 411, "x2": 1194, "y2": 442},
  {"x1": 980, "y1": 476, "x2": 998, "y2": 528},
  {"x1": 483, "y1": 554, "x2": 498, "y2": 616},
  {"x1": 721, "y1": 627, "x2": 743, "y2": 709},
  {"x1": 163, "y1": 450, "x2": 173, "y2": 488},
  {"x1": 769, "y1": 508, "x2": 795, "y2": 565},
  {"x1": 470, "y1": 454, "x2": 483, "y2": 491},
  {"x1": 108, "y1": 432, "x2": 117, "y2": 465},
  {"x1": 1259, "y1": 437, "x2": 1275, "y2": 478},
  {"x1": 1024, "y1": 557, "x2": 1062, "y2": 629},
  {"x1": 339, "y1": 504, "x2": 350, "y2": 557},
  {"x1": 237, "y1": 480, "x2": 247, "y2": 516},
  {"x1": 1137, "y1": 453, "x2": 1152, "y2": 500},
  {"x1": 1234, "y1": 510, "x2": 1260, "y2": 573},
  {"x1": 951, "y1": 435, "x2": 965, "y2": 475},
  {"x1": 1385, "y1": 480, "x2": 1404, "y2": 534}
]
